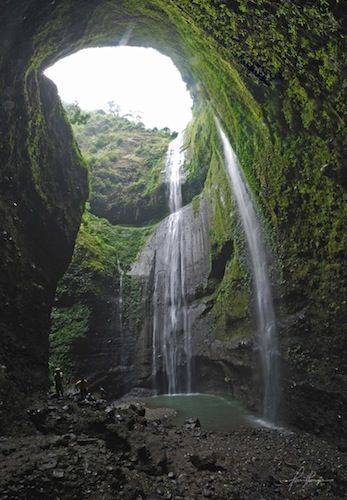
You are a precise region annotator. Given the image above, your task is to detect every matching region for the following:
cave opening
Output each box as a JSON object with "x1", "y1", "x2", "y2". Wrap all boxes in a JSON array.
[{"x1": 44, "y1": 46, "x2": 193, "y2": 131}]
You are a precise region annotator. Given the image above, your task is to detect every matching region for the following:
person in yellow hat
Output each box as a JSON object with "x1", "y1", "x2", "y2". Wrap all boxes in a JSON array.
[{"x1": 76, "y1": 377, "x2": 88, "y2": 400}]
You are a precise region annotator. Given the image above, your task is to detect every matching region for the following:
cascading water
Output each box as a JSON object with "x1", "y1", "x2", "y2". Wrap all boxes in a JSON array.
[
  {"x1": 152, "y1": 131, "x2": 192, "y2": 394},
  {"x1": 117, "y1": 259, "x2": 124, "y2": 329},
  {"x1": 216, "y1": 119, "x2": 280, "y2": 423},
  {"x1": 117, "y1": 259, "x2": 127, "y2": 369}
]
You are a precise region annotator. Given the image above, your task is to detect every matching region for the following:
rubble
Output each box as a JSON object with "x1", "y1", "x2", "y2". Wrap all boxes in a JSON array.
[{"x1": 0, "y1": 396, "x2": 346, "y2": 498}]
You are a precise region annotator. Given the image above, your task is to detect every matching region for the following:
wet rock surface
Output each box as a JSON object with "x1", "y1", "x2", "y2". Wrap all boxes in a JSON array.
[{"x1": 0, "y1": 396, "x2": 346, "y2": 499}]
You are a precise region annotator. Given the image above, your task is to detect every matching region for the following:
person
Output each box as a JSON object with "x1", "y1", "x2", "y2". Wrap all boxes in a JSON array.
[
  {"x1": 54, "y1": 367, "x2": 64, "y2": 397},
  {"x1": 76, "y1": 377, "x2": 88, "y2": 400},
  {"x1": 98, "y1": 386, "x2": 107, "y2": 399},
  {"x1": 224, "y1": 376, "x2": 232, "y2": 392}
]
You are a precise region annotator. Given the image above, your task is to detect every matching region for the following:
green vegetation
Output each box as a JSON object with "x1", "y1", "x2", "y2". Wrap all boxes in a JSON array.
[
  {"x1": 70, "y1": 109, "x2": 173, "y2": 225},
  {"x1": 50, "y1": 304, "x2": 90, "y2": 376},
  {"x1": 154, "y1": 0, "x2": 346, "y2": 381},
  {"x1": 65, "y1": 102, "x2": 90, "y2": 125},
  {"x1": 184, "y1": 101, "x2": 252, "y2": 341},
  {"x1": 50, "y1": 210, "x2": 155, "y2": 377},
  {"x1": 49, "y1": 102, "x2": 178, "y2": 377},
  {"x1": 49, "y1": 107, "x2": 175, "y2": 377},
  {"x1": 212, "y1": 252, "x2": 252, "y2": 342},
  {"x1": 182, "y1": 103, "x2": 217, "y2": 202},
  {"x1": 69, "y1": 210, "x2": 155, "y2": 273}
]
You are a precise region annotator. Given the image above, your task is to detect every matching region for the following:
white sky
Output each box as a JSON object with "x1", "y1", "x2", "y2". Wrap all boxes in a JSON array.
[{"x1": 44, "y1": 46, "x2": 193, "y2": 131}]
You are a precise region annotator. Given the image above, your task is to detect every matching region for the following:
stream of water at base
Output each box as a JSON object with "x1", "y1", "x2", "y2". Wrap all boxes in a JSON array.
[{"x1": 216, "y1": 120, "x2": 280, "y2": 423}]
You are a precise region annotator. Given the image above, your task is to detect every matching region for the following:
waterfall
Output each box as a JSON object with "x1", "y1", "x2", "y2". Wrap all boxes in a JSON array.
[
  {"x1": 117, "y1": 259, "x2": 124, "y2": 329},
  {"x1": 216, "y1": 120, "x2": 280, "y2": 423},
  {"x1": 152, "y1": 131, "x2": 192, "y2": 394},
  {"x1": 117, "y1": 259, "x2": 126, "y2": 369}
]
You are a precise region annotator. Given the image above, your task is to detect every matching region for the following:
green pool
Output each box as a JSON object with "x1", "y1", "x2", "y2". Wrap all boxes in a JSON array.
[{"x1": 146, "y1": 393, "x2": 248, "y2": 432}]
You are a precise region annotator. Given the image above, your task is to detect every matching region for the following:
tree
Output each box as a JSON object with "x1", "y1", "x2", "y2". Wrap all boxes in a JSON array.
[
  {"x1": 65, "y1": 102, "x2": 90, "y2": 125},
  {"x1": 107, "y1": 101, "x2": 120, "y2": 116}
]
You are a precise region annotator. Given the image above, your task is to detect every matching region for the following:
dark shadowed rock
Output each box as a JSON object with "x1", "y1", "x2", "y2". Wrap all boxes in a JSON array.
[
  {"x1": 185, "y1": 417, "x2": 201, "y2": 430},
  {"x1": 104, "y1": 424, "x2": 130, "y2": 452},
  {"x1": 190, "y1": 453, "x2": 224, "y2": 472}
]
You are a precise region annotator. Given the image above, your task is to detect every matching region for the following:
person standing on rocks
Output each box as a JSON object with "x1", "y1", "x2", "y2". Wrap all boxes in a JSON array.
[
  {"x1": 54, "y1": 367, "x2": 64, "y2": 398},
  {"x1": 76, "y1": 377, "x2": 88, "y2": 400}
]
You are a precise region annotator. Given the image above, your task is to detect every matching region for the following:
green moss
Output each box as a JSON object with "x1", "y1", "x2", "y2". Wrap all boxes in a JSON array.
[
  {"x1": 50, "y1": 210, "x2": 155, "y2": 376},
  {"x1": 183, "y1": 97, "x2": 252, "y2": 342},
  {"x1": 71, "y1": 109, "x2": 172, "y2": 225},
  {"x1": 24, "y1": 71, "x2": 89, "y2": 209},
  {"x1": 50, "y1": 304, "x2": 90, "y2": 375},
  {"x1": 77, "y1": 210, "x2": 155, "y2": 272},
  {"x1": 205, "y1": 148, "x2": 234, "y2": 252},
  {"x1": 122, "y1": 276, "x2": 144, "y2": 331},
  {"x1": 191, "y1": 195, "x2": 201, "y2": 217},
  {"x1": 212, "y1": 249, "x2": 251, "y2": 342},
  {"x1": 182, "y1": 102, "x2": 217, "y2": 201}
]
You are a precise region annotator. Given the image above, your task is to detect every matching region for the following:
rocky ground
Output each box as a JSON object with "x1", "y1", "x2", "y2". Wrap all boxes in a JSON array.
[{"x1": 0, "y1": 395, "x2": 346, "y2": 499}]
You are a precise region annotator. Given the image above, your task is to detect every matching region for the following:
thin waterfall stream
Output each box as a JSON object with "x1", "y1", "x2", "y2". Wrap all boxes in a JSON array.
[
  {"x1": 216, "y1": 119, "x2": 280, "y2": 423},
  {"x1": 152, "y1": 131, "x2": 192, "y2": 395},
  {"x1": 117, "y1": 259, "x2": 124, "y2": 329},
  {"x1": 117, "y1": 259, "x2": 127, "y2": 369}
]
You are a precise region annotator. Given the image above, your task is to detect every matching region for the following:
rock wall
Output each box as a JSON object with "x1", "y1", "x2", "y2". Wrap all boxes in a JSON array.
[
  {"x1": 49, "y1": 212, "x2": 154, "y2": 398},
  {"x1": 0, "y1": 71, "x2": 88, "y2": 430},
  {"x1": 71, "y1": 110, "x2": 173, "y2": 226},
  {"x1": 130, "y1": 198, "x2": 212, "y2": 389},
  {"x1": 127, "y1": 189, "x2": 256, "y2": 408}
]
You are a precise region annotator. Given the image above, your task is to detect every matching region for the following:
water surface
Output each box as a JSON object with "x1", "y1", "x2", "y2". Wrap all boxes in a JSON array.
[{"x1": 147, "y1": 393, "x2": 248, "y2": 432}]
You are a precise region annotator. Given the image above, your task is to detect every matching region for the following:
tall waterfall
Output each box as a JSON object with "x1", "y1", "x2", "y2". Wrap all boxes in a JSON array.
[
  {"x1": 152, "y1": 131, "x2": 192, "y2": 394},
  {"x1": 216, "y1": 120, "x2": 280, "y2": 423}
]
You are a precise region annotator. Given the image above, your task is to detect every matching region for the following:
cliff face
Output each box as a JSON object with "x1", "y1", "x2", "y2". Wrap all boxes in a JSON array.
[
  {"x1": 50, "y1": 211, "x2": 154, "y2": 396},
  {"x1": 48, "y1": 114, "x2": 174, "y2": 396},
  {"x1": 129, "y1": 198, "x2": 212, "y2": 391},
  {"x1": 0, "y1": 0, "x2": 345, "y2": 439},
  {"x1": 71, "y1": 110, "x2": 172, "y2": 226},
  {"x1": 129, "y1": 193, "x2": 256, "y2": 407},
  {"x1": 0, "y1": 71, "x2": 88, "y2": 429}
]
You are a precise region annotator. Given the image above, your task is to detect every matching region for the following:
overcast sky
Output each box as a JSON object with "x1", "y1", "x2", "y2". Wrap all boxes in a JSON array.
[{"x1": 44, "y1": 46, "x2": 193, "y2": 131}]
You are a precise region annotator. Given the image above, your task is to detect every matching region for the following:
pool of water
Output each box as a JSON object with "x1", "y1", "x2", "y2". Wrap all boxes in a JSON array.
[{"x1": 146, "y1": 393, "x2": 248, "y2": 432}]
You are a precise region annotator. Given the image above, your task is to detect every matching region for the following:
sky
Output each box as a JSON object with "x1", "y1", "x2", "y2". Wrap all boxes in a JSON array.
[{"x1": 44, "y1": 46, "x2": 193, "y2": 131}]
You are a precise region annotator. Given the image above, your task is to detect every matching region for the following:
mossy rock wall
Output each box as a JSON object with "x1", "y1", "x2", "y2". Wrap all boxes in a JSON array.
[
  {"x1": 0, "y1": 56, "x2": 88, "y2": 430},
  {"x1": 71, "y1": 110, "x2": 173, "y2": 226},
  {"x1": 183, "y1": 102, "x2": 253, "y2": 345},
  {"x1": 0, "y1": 0, "x2": 345, "y2": 438},
  {"x1": 50, "y1": 211, "x2": 154, "y2": 394}
]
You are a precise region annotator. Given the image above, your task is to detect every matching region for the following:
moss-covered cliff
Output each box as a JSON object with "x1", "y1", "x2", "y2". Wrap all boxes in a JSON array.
[
  {"x1": 0, "y1": 0, "x2": 345, "y2": 438},
  {"x1": 49, "y1": 110, "x2": 173, "y2": 387},
  {"x1": 0, "y1": 71, "x2": 88, "y2": 430},
  {"x1": 50, "y1": 210, "x2": 154, "y2": 394},
  {"x1": 70, "y1": 109, "x2": 173, "y2": 225},
  {"x1": 183, "y1": 103, "x2": 253, "y2": 344}
]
